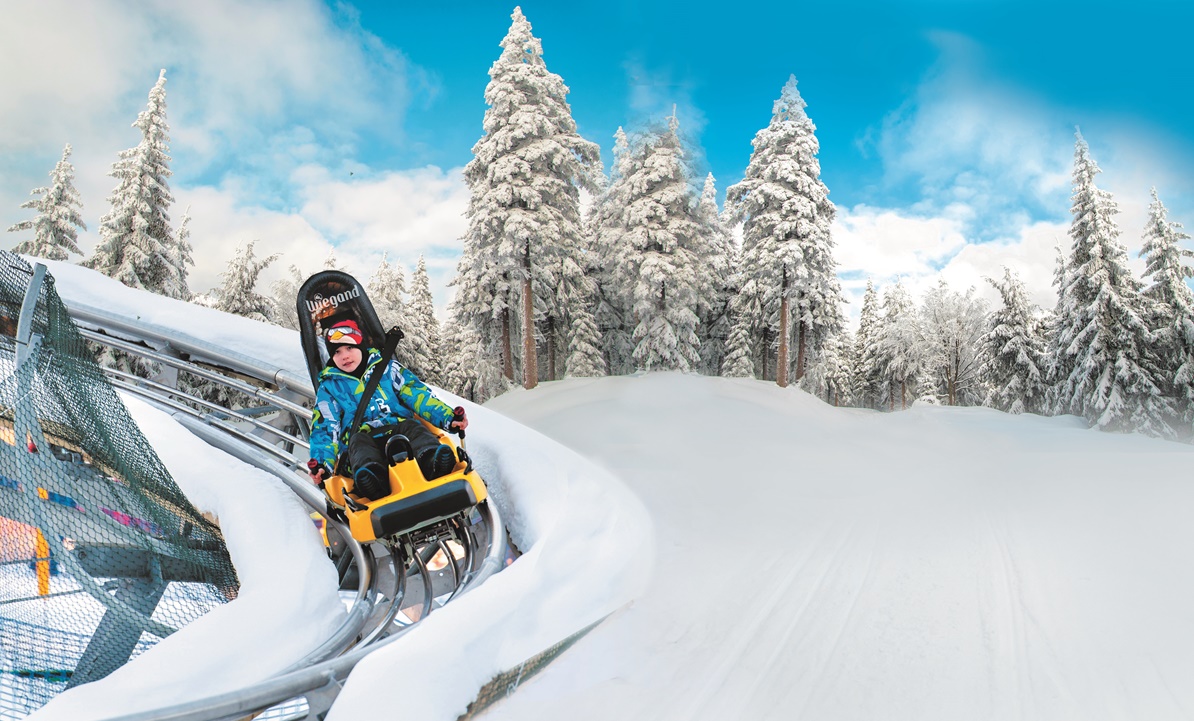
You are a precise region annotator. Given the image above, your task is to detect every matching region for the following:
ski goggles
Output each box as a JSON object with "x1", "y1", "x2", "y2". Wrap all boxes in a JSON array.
[{"x1": 326, "y1": 327, "x2": 362, "y2": 345}]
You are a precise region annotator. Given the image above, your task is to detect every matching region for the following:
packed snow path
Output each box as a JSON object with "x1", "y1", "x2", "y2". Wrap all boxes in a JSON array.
[{"x1": 483, "y1": 373, "x2": 1194, "y2": 721}]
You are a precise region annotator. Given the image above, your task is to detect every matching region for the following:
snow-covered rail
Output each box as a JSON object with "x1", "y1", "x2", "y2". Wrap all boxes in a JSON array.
[{"x1": 61, "y1": 303, "x2": 506, "y2": 720}]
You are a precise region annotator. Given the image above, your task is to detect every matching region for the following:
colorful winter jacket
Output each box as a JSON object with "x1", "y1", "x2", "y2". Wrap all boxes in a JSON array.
[{"x1": 308, "y1": 348, "x2": 455, "y2": 470}]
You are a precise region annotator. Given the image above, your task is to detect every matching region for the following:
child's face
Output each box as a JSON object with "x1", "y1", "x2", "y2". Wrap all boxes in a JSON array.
[{"x1": 332, "y1": 344, "x2": 363, "y2": 373}]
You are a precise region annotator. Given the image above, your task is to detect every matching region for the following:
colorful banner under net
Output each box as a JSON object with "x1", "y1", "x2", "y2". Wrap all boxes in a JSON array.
[{"x1": 0, "y1": 252, "x2": 238, "y2": 718}]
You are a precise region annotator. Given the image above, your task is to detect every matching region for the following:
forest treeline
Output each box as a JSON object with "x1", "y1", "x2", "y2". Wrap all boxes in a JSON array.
[{"x1": 9, "y1": 9, "x2": 1192, "y2": 441}]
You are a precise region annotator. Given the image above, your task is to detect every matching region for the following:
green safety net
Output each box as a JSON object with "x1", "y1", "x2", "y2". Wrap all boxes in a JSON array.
[{"x1": 0, "y1": 252, "x2": 238, "y2": 718}]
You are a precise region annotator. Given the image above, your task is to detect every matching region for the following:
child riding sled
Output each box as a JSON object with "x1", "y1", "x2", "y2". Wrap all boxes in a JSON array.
[{"x1": 306, "y1": 319, "x2": 468, "y2": 499}]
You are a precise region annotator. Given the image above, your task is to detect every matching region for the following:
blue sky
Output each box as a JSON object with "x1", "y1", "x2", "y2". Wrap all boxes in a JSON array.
[{"x1": 2, "y1": 0, "x2": 1192, "y2": 323}]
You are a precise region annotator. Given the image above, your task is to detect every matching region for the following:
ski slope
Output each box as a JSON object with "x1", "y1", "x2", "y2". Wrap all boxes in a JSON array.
[
  {"x1": 479, "y1": 374, "x2": 1194, "y2": 721},
  {"x1": 16, "y1": 259, "x2": 1194, "y2": 720}
]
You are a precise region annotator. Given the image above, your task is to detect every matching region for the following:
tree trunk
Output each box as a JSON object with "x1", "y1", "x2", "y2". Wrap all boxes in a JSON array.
[
  {"x1": 501, "y1": 306, "x2": 513, "y2": 381},
  {"x1": 889, "y1": 383, "x2": 895, "y2": 412},
  {"x1": 522, "y1": 248, "x2": 537, "y2": 390},
  {"x1": 761, "y1": 327, "x2": 771, "y2": 381},
  {"x1": 901, "y1": 379, "x2": 907, "y2": 410},
  {"x1": 547, "y1": 316, "x2": 557, "y2": 381},
  {"x1": 777, "y1": 268, "x2": 789, "y2": 388},
  {"x1": 795, "y1": 318, "x2": 807, "y2": 381}
]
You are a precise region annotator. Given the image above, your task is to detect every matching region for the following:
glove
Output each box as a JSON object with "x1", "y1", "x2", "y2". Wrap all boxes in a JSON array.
[
  {"x1": 307, "y1": 459, "x2": 330, "y2": 484},
  {"x1": 449, "y1": 406, "x2": 469, "y2": 433}
]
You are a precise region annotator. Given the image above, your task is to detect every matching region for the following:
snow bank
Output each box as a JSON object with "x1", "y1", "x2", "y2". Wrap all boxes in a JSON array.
[
  {"x1": 28, "y1": 396, "x2": 344, "y2": 720},
  {"x1": 472, "y1": 373, "x2": 1194, "y2": 721},
  {"x1": 38, "y1": 258, "x2": 308, "y2": 377},
  {"x1": 325, "y1": 395, "x2": 653, "y2": 721},
  {"x1": 27, "y1": 261, "x2": 654, "y2": 720}
]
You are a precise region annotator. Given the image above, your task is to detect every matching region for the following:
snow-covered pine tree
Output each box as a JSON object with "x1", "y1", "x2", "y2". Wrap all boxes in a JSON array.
[
  {"x1": 565, "y1": 303, "x2": 605, "y2": 377},
  {"x1": 590, "y1": 127, "x2": 637, "y2": 375},
  {"x1": 323, "y1": 250, "x2": 345, "y2": 271},
  {"x1": 441, "y1": 301, "x2": 510, "y2": 402},
  {"x1": 367, "y1": 252, "x2": 407, "y2": 332},
  {"x1": 725, "y1": 75, "x2": 840, "y2": 387},
  {"x1": 177, "y1": 240, "x2": 277, "y2": 408},
  {"x1": 85, "y1": 69, "x2": 176, "y2": 294},
  {"x1": 7, "y1": 143, "x2": 86, "y2": 260},
  {"x1": 403, "y1": 256, "x2": 444, "y2": 384},
  {"x1": 919, "y1": 280, "x2": 988, "y2": 406},
  {"x1": 721, "y1": 250, "x2": 757, "y2": 380},
  {"x1": 208, "y1": 240, "x2": 279, "y2": 323},
  {"x1": 162, "y1": 205, "x2": 194, "y2": 300},
  {"x1": 615, "y1": 118, "x2": 703, "y2": 372},
  {"x1": 1051, "y1": 130, "x2": 1171, "y2": 436},
  {"x1": 1139, "y1": 188, "x2": 1194, "y2": 432},
  {"x1": 447, "y1": 229, "x2": 508, "y2": 398},
  {"x1": 803, "y1": 329, "x2": 854, "y2": 406},
  {"x1": 982, "y1": 267, "x2": 1048, "y2": 414},
  {"x1": 270, "y1": 264, "x2": 307, "y2": 331},
  {"x1": 696, "y1": 173, "x2": 735, "y2": 375},
  {"x1": 457, "y1": 6, "x2": 600, "y2": 391},
  {"x1": 544, "y1": 213, "x2": 594, "y2": 381},
  {"x1": 1043, "y1": 243, "x2": 1070, "y2": 413},
  {"x1": 876, "y1": 280, "x2": 922, "y2": 410},
  {"x1": 853, "y1": 279, "x2": 883, "y2": 409}
]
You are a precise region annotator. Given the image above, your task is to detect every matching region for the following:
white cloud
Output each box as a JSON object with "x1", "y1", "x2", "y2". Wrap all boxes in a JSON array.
[
  {"x1": 867, "y1": 32, "x2": 1075, "y2": 235},
  {"x1": 0, "y1": 0, "x2": 428, "y2": 236},
  {"x1": 835, "y1": 30, "x2": 1194, "y2": 329},
  {"x1": 173, "y1": 166, "x2": 467, "y2": 319},
  {"x1": 834, "y1": 205, "x2": 968, "y2": 282},
  {"x1": 833, "y1": 204, "x2": 1066, "y2": 329},
  {"x1": 0, "y1": 0, "x2": 467, "y2": 318}
]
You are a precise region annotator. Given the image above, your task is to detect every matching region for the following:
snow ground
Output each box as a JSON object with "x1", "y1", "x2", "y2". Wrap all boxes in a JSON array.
[
  {"x1": 15, "y1": 260, "x2": 653, "y2": 720},
  {"x1": 480, "y1": 373, "x2": 1194, "y2": 721},
  {"x1": 15, "y1": 258, "x2": 1194, "y2": 720}
]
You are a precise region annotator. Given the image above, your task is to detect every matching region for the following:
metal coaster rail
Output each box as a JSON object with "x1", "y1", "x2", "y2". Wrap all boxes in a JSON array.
[{"x1": 61, "y1": 300, "x2": 506, "y2": 721}]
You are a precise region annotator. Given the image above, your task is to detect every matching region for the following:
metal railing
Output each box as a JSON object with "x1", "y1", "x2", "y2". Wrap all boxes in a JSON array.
[{"x1": 57, "y1": 301, "x2": 507, "y2": 721}]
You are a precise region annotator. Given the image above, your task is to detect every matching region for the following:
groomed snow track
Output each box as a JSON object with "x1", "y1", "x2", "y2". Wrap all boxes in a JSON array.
[{"x1": 59, "y1": 299, "x2": 507, "y2": 721}]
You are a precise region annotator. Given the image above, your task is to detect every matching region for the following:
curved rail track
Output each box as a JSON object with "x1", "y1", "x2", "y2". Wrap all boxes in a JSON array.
[{"x1": 63, "y1": 302, "x2": 507, "y2": 721}]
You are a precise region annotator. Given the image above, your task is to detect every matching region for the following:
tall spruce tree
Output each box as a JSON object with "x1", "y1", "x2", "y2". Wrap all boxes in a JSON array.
[
  {"x1": 721, "y1": 243, "x2": 757, "y2": 380},
  {"x1": 696, "y1": 173, "x2": 735, "y2": 375},
  {"x1": 982, "y1": 267, "x2": 1047, "y2": 414},
  {"x1": 1139, "y1": 188, "x2": 1194, "y2": 431},
  {"x1": 1051, "y1": 131, "x2": 1170, "y2": 435},
  {"x1": 457, "y1": 6, "x2": 600, "y2": 391},
  {"x1": 726, "y1": 75, "x2": 839, "y2": 387},
  {"x1": 615, "y1": 118, "x2": 703, "y2": 372},
  {"x1": 544, "y1": 213, "x2": 593, "y2": 381},
  {"x1": 8, "y1": 143, "x2": 86, "y2": 260},
  {"x1": 590, "y1": 127, "x2": 637, "y2": 375},
  {"x1": 404, "y1": 256, "x2": 444, "y2": 384},
  {"x1": 854, "y1": 279, "x2": 883, "y2": 409},
  {"x1": 86, "y1": 69, "x2": 177, "y2": 293}
]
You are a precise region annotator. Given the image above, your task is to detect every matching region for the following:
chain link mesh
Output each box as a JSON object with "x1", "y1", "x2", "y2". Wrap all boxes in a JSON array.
[{"x1": 0, "y1": 252, "x2": 238, "y2": 717}]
